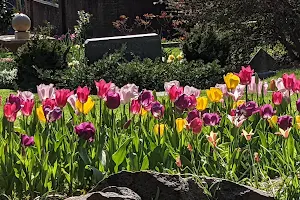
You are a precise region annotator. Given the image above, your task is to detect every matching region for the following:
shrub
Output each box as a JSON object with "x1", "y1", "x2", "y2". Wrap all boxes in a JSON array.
[
  {"x1": 182, "y1": 25, "x2": 231, "y2": 66},
  {"x1": 0, "y1": 59, "x2": 17, "y2": 89},
  {"x1": 16, "y1": 36, "x2": 69, "y2": 90},
  {"x1": 0, "y1": 0, "x2": 12, "y2": 34}
]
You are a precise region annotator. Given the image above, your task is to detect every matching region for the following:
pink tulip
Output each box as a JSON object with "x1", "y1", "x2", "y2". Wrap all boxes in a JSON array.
[
  {"x1": 247, "y1": 77, "x2": 268, "y2": 95},
  {"x1": 272, "y1": 91, "x2": 283, "y2": 105},
  {"x1": 164, "y1": 80, "x2": 180, "y2": 92},
  {"x1": 105, "y1": 91, "x2": 121, "y2": 110},
  {"x1": 297, "y1": 99, "x2": 300, "y2": 112},
  {"x1": 18, "y1": 91, "x2": 34, "y2": 101},
  {"x1": 184, "y1": 86, "x2": 200, "y2": 98},
  {"x1": 42, "y1": 98, "x2": 56, "y2": 110},
  {"x1": 4, "y1": 103, "x2": 17, "y2": 122},
  {"x1": 120, "y1": 84, "x2": 139, "y2": 104},
  {"x1": 56, "y1": 89, "x2": 73, "y2": 108},
  {"x1": 283, "y1": 73, "x2": 296, "y2": 90},
  {"x1": 260, "y1": 104, "x2": 275, "y2": 119},
  {"x1": 151, "y1": 101, "x2": 165, "y2": 119},
  {"x1": 95, "y1": 79, "x2": 116, "y2": 99},
  {"x1": 75, "y1": 122, "x2": 96, "y2": 142},
  {"x1": 37, "y1": 84, "x2": 56, "y2": 102},
  {"x1": 237, "y1": 65, "x2": 254, "y2": 85},
  {"x1": 21, "y1": 134, "x2": 35, "y2": 147},
  {"x1": 8, "y1": 94, "x2": 22, "y2": 111},
  {"x1": 130, "y1": 99, "x2": 141, "y2": 115},
  {"x1": 275, "y1": 78, "x2": 285, "y2": 91},
  {"x1": 76, "y1": 86, "x2": 90, "y2": 104},
  {"x1": 228, "y1": 84, "x2": 245, "y2": 101},
  {"x1": 227, "y1": 115, "x2": 246, "y2": 127},
  {"x1": 138, "y1": 90, "x2": 154, "y2": 111},
  {"x1": 293, "y1": 79, "x2": 300, "y2": 93},
  {"x1": 188, "y1": 95, "x2": 197, "y2": 109},
  {"x1": 188, "y1": 117, "x2": 203, "y2": 134},
  {"x1": 67, "y1": 94, "x2": 79, "y2": 115},
  {"x1": 21, "y1": 99, "x2": 34, "y2": 116},
  {"x1": 168, "y1": 85, "x2": 183, "y2": 102},
  {"x1": 202, "y1": 113, "x2": 221, "y2": 126}
]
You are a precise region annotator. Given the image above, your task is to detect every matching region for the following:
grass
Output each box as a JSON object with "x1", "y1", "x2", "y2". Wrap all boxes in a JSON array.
[
  {"x1": 265, "y1": 68, "x2": 300, "y2": 82},
  {"x1": 164, "y1": 47, "x2": 182, "y2": 56}
]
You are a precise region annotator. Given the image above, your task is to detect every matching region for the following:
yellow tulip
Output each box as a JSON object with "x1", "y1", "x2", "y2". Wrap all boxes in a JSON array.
[
  {"x1": 153, "y1": 124, "x2": 165, "y2": 136},
  {"x1": 268, "y1": 115, "x2": 278, "y2": 128},
  {"x1": 75, "y1": 97, "x2": 95, "y2": 115},
  {"x1": 176, "y1": 118, "x2": 187, "y2": 133},
  {"x1": 224, "y1": 73, "x2": 240, "y2": 90},
  {"x1": 206, "y1": 88, "x2": 223, "y2": 102},
  {"x1": 36, "y1": 105, "x2": 46, "y2": 123},
  {"x1": 233, "y1": 100, "x2": 245, "y2": 109},
  {"x1": 140, "y1": 107, "x2": 148, "y2": 116},
  {"x1": 296, "y1": 116, "x2": 300, "y2": 129},
  {"x1": 196, "y1": 97, "x2": 208, "y2": 111}
]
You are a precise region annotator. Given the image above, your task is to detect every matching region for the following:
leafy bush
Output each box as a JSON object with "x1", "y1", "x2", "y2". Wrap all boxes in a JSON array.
[
  {"x1": 61, "y1": 51, "x2": 225, "y2": 91},
  {"x1": 0, "y1": 59, "x2": 17, "y2": 89},
  {"x1": 0, "y1": 0, "x2": 12, "y2": 34},
  {"x1": 16, "y1": 36, "x2": 69, "y2": 90},
  {"x1": 182, "y1": 25, "x2": 231, "y2": 66}
]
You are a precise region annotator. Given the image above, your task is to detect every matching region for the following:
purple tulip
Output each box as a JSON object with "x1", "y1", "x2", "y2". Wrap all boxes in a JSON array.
[
  {"x1": 75, "y1": 122, "x2": 96, "y2": 142},
  {"x1": 188, "y1": 95, "x2": 197, "y2": 109},
  {"x1": 260, "y1": 104, "x2": 275, "y2": 119},
  {"x1": 8, "y1": 94, "x2": 21, "y2": 111},
  {"x1": 21, "y1": 134, "x2": 34, "y2": 147},
  {"x1": 278, "y1": 115, "x2": 293, "y2": 130},
  {"x1": 138, "y1": 90, "x2": 154, "y2": 111},
  {"x1": 174, "y1": 94, "x2": 191, "y2": 111},
  {"x1": 297, "y1": 99, "x2": 300, "y2": 112},
  {"x1": 151, "y1": 101, "x2": 165, "y2": 119},
  {"x1": 43, "y1": 106, "x2": 62, "y2": 123},
  {"x1": 202, "y1": 113, "x2": 221, "y2": 126},
  {"x1": 105, "y1": 91, "x2": 121, "y2": 110},
  {"x1": 187, "y1": 109, "x2": 200, "y2": 123},
  {"x1": 236, "y1": 101, "x2": 259, "y2": 118}
]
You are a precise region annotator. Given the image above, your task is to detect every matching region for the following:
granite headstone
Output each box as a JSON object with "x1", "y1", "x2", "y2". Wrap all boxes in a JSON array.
[
  {"x1": 85, "y1": 33, "x2": 162, "y2": 63},
  {"x1": 249, "y1": 49, "x2": 278, "y2": 73}
]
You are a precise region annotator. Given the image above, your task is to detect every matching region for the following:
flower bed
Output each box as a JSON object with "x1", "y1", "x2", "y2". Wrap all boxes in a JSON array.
[{"x1": 1, "y1": 66, "x2": 300, "y2": 199}]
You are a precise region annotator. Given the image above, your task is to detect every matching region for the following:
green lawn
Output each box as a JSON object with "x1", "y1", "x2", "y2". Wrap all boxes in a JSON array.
[{"x1": 265, "y1": 68, "x2": 300, "y2": 82}]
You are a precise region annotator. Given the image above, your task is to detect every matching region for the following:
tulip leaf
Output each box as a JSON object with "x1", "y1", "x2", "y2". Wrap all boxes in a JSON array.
[
  {"x1": 87, "y1": 165, "x2": 104, "y2": 183},
  {"x1": 79, "y1": 146, "x2": 91, "y2": 165},
  {"x1": 180, "y1": 155, "x2": 193, "y2": 169},
  {"x1": 141, "y1": 155, "x2": 149, "y2": 170},
  {"x1": 112, "y1": 137, "x2": 132, "y2": 172},
  {"x1": 61, "y1": 168, "x2": 71, "y2": 183}
]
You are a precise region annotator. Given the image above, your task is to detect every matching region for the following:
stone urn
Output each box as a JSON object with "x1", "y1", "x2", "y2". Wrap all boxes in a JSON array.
[{"x1": 12, "y1": 13, "x2": 31, "y2": 40}]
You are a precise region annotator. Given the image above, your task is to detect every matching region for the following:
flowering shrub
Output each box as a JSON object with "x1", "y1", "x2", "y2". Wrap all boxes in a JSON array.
[{"x1": 2, "y1": 65, "x2": 300, "y2": 198}]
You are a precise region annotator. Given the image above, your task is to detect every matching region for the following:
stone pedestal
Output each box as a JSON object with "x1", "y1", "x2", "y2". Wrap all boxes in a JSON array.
[
  {"x1": 0, "y1": 35, "x2": 32, "y2": 52},
  {"x1": 15, "y1": 31, "x2": 31, "y2": 40}
]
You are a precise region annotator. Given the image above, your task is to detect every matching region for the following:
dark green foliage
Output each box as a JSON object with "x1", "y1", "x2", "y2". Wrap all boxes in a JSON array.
[
  {"x1": 182, "y1": 25, "x2": 231, "y2": 66},
  {"x1": 16, "y1": 37, "x2": 69, "y2": 91},
  {"x1": 0, "y1": 60, "x2": 17, "y2": 89},
  {"x1": 0, "y1": 0, "x2": 12, "y2": 34}
]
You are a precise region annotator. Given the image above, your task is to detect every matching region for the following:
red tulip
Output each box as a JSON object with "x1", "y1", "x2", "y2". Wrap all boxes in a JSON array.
[
  {"x1": 272, "y1": 91, "x2": 283, "y2": 105},
  {"x1": 95, "y1": 79, "x2": 115, "y2": 99},
  {"x1": 21, "y1": 99, "x2": 34, "y2": 116},
  {"x1": 282, "y1": 73, "x2": 296, "y2": 90},
  {"x1": 130, "y1": 99, "x2": 141, "y2": 115},
  {"x1": 168, "y1": 85, "x2": 183, "y2": 102},
  {"x1": 42, "y1": 98, "x2": 56, "y2": 110},
  {"x1": 55, "y1": 89, "x2": 73, "y2": 108},
  {"x1": 76, "y1": 86, "x2": 90, "y2": 103},
  {"x1": 237, "y1": 65, "x2": 254, "y2": 85},
  {"x1": 4, "y1": 103, "x2": 17, "y2": 122},
  {"x1": 188, "y1": 117, "x2": 203, "y2": 134},
  {"x1": 105, "y1": 91, "x2": 120, "y2": 109}
]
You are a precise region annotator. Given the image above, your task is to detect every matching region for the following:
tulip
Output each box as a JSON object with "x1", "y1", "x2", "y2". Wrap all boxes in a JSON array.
[
  {"x1": 233, "y1": 100, "x2": 245, "y2": 109},
  {"x1": 224, "y1": 73, "x2": 240, "y2": 89},
  {"x1": 296, "y1": 116, "x2": 300, "y2": 129},
  {"x1": 272, "y1": 91, "x2": 283, "y2": 105},
  {"x1": 140, "y1": 107, "x2": 148, "y2": 116},
  {"x1": 236, "y1": 101, "x2": 259, "y2": 118},
  {"x1": 174, "y1": 94, "x2": 192, "y2": 111},
  {"x1": 215, "y1": 84, "x2": 228, "y2": 98},
  {"x1": 241, "y1": 129, "x2": 254, "y2": 141},
  {"x1": 268, "y1": 115, "x2": 278, "y2": 128},
  {"x1": 18, "y1": 91, "x2": 34, "y2": 101},
  {"x1": 164, "y1": 80, "x2": 180, "y2": 93},
  {"x1": 138, "y1": 90, "x2": 154, "y2": 111},
  {"x1": 237, "y1": 65, "x2": 254, "y2": 85},
  {"x1": 275, "y1": 128, "x2": 291, "y2": 139},
  {"x1": 21, "y1": 134, "x2": 34, "y2": 147},
  {"x1": 202, "y1": 113, "x2": 221, "y2": 126},
  {"x1": 175, "y1": 156, "x2": 182, "y2": 168},
  {"x1": 228, "y1": 84, "x2": 245, "y2": 102},
  {"x1": 21, "y1": 99, "x2": 34, "y2": 116},
  {"x1": 37, "y1": 84, "x2": 56, "y2": 102},
  {"x1": 206, "y1": 88, "x2": 223, "y2": 102},
  {"x1": 188, "y1": 117, "x2": 203, "y2": 134},
  {"x1": 43, "y1": 106, "x2": 62, "y2": 123},
  {"x1": 269, "y1": 79, "x2": 276, "y2": 91},
  {"x1": 282, "y1": 73, "x2": 296, "y2": 90},
  {"x1": 168, "y1": 85, "x2": 183, "y2": 102},
  {"x1": 36, "y1": 105, "x2": 46, "y2": 122},
  {"x1": 188, "y1": 95, "x2": 197, "y2": 109},
  {"x1": 167, "y1": 55, "x2": 175, "y2": 63},
  {"x1": 95, "y1": 79, "x2": 116, "y2": 99},
  {"x1": 8, "y1": 94, "x2": 22, "y2": 111},
  {"x1": 76, "y1": 97, "x2": 95, "y2": 114},
  {"x1": 187, "y1": 109, "x2": 200, "y2": 123},
  {"x1": 187, "y1": 143, "x2": 193, "y2": 151},
  {"x1": 247, "y1": 76, "x2": 268, "y2": 95},
  {"x1": 120, "y1": 84, "x2": 139, "y2": 104},
  {"x1": 196, "y1": 97, "x2": 208, "y2": 111},
  {"x1": 76, "y1": 86, "x2": 90, "y2": 104},
  {"x1": 105, "y1": 91, "x2": 121, "y2": 110},
  {"x1": 42, "y1": 98, "x2": 56, "y2": 110},
  {"x1": 67, "y1": 94, "x2": 79, "y2": 115},
  {"x1": 75, "y1": 122, "x2": 96, "y2": 142},
  {"x1": 184, "y1": 86, "x2": 200, "y2": 98},
  {"x1": 227, "y1": 115, "x2": 246, "y2": 127},
  {"x1": 123, "y1": 119, "x2": 132, "y2": 129},
  {"x1": 293, "y1": 79, "x2": 300, "y2": 93},
  {"x1": 4, "y1": 103, "x2": 17, "y2": 122},
  {"x1": 297, "y1": 99, "x2": 300, "y2": 112},
  {"x1": 130, "y1": 99, "x2": 141, "y2": 115},
  {"x1": 254, "y1": 152, "x2": 260, "y2": 163},
  {"x1": 260, "y1": 104, "x2": 275, "y2": 119},
  {"x1": 153, "y1": 124, "x2": 165, "y2": 136},
  {"x1": 175, "y1": 118, "x2": 186, "y2": 133},
  {"x1": 56, "y1": 89, "x2": 73, "y2": 108},
  {"x1": 207, "y1": 131, "x2": 219, "y2": 148},
  {"x1": 275, "y1": 78, "x2": 285, "y2": 91},
  {"x1": 278, "y1": 115, "x2": 293, "y2": 130},
  {"x1": 151, "y1": 101, "x2": 165, "y2": 119}
]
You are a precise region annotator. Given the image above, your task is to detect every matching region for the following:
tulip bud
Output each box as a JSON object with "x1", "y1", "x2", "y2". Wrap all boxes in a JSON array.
[
  {"x1": 105, "y1": 91, "x2": 121, "y2": 110},
  {"x1": 269, "y1": 79, "x2": 277, "y2": 91}
]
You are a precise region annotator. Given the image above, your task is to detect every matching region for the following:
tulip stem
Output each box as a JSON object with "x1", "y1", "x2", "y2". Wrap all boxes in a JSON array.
[
  {"x1": 99, "y1": 99, "x2": 102, "y2": 128},
  {"x1": 248, "y1": 141, "x2": 258, "y2": 188},
  {"x1": 245, "y1": 85, "x2": 248, "y2": 102}
]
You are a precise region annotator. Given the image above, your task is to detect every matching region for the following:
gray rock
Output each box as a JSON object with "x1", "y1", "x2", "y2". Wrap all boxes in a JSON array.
[{"x1": 249, "y1": 49, "x2": 278, "y2": 73}]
